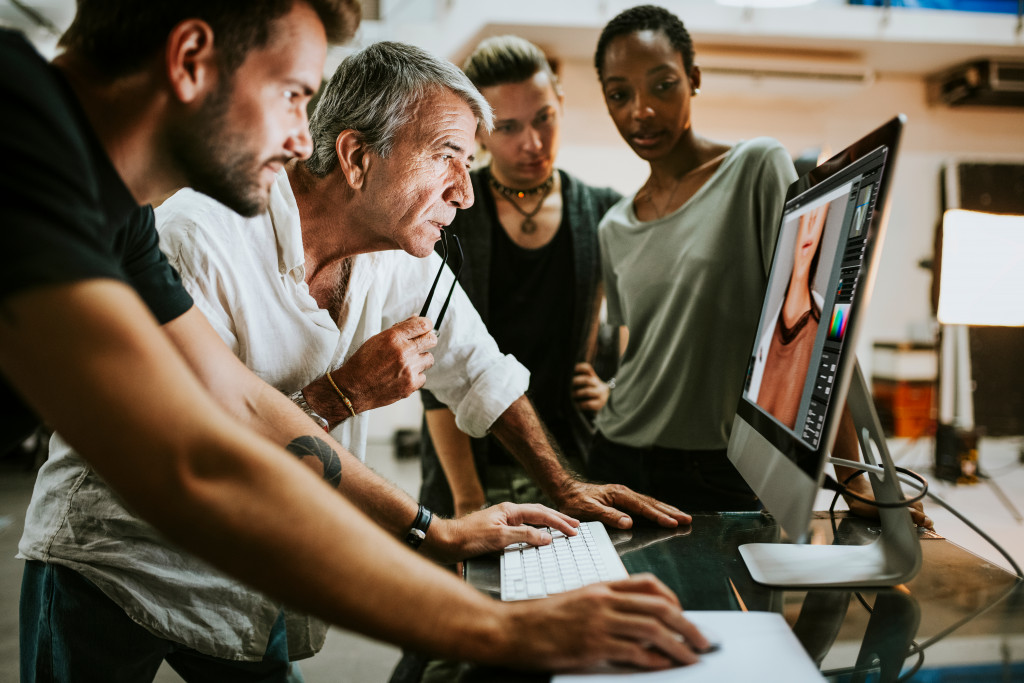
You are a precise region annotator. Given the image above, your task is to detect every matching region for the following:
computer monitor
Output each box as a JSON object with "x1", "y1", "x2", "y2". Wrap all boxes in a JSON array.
[{"x1": 728, "y1": 115, "x2": 922, "y2": 588}]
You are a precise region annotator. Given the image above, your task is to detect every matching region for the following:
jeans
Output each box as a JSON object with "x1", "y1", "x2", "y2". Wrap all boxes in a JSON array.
[{"x1": 20, "y1": 561, "x2": 303, "y2": 683}]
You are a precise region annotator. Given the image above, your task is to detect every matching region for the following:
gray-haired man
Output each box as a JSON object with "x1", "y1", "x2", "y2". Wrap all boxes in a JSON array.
[
  {"x1": 160, "y1": 41, "x2": 691, "y2": 532},
  {"x1": 20, "y1": 41, "x2": 707, "y2": 678}
]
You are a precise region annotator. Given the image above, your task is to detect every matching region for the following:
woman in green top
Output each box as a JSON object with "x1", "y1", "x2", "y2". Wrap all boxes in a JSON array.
[
  {"x1": 589, "y1": 4, "x2": 799, "y2": 511},
  {"x1": 589, "y1": 5, "x2": 930, "y2": 530}
]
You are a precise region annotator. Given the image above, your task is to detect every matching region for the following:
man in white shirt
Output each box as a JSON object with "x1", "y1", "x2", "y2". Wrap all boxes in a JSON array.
[
  {"x1": 19, "y1": 40, "x2": 705, "y2": 679},
  {"x1": 159, "y1": 41, "x2": 690, "y2": 527}
]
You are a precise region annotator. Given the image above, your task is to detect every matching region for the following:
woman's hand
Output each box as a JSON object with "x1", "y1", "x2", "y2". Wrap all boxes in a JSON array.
[{"x1": 573, "y1": 362, "x2": 611, "y2": 412}]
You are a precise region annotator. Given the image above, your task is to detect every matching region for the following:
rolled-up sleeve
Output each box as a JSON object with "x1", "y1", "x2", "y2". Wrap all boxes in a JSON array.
[{"x1": 382, "y1": 252, "x2": 529, "y2": 438}]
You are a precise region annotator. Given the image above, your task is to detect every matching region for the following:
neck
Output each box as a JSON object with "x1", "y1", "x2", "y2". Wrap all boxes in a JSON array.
[
  {"x1": 782, "y1": 277, "x2": 813, "y2": 328},
  {"x1": 289, "y1": 162, "x2": 353, "y2": 271},
  {"x1": 647, "y1": 128, "x2": 714, "y2": 184},
  {"x1": 288, "y1": 162, "x2": 375, "y2": 280},
  {"x1": 54, "y1": 54, "x2": 185, "y2": 206},
  {"x1": 489, "y1": 165, "x2": 554, "y2": 193}
]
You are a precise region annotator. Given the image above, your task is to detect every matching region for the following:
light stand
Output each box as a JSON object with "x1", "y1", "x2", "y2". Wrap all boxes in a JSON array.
[{"x1": 935, "y1": 209, "x2": 1024, "y2": 489}]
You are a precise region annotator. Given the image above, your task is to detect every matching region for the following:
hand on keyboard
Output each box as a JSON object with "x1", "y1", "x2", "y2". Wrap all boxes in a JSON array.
[
  {"x1": 423, "y1": 502, "x2": 579, "y2": 563},
  {"x1": 502, "y1": 521, "x2": 628, "y2": 601},
  {"x1": 499, "y1": 573, "x2": 712, "y2": 671}
]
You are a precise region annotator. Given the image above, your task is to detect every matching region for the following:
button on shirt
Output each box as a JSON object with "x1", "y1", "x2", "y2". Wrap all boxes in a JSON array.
[{"x1": 18, "y1": 171, "x2": 529, "y2": 661}]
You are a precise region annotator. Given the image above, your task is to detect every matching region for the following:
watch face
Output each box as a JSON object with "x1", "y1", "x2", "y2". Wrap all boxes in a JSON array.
[{"x1": 406, "y1": 527, "x2": 427, "y2": 549}]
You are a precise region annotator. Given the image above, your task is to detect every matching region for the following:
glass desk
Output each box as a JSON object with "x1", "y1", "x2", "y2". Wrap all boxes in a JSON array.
[{"x1": 449, "y1": 512, "x2": 1023, "y2": 682}]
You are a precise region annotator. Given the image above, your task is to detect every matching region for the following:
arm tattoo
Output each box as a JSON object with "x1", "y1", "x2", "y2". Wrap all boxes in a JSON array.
[{"x1": 285, "y1": 436, "x2": 342, "y2": 488}]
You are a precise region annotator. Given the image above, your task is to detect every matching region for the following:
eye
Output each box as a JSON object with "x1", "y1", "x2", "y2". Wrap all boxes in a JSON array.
[
  {"x1": 654, "y1": 79, "x2": 679, "y2": 93},
  {"x1": 604, "y1": 89, "x2": 627, "y2": 103}
]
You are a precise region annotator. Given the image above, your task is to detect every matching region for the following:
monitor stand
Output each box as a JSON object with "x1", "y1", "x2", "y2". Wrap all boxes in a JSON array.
[{"x1": 739, "y1": 363, "x2": 923, "y2": 588}]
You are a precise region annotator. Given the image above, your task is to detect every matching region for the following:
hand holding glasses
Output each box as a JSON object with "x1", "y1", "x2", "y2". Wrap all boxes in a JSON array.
[{"x1": 419, "y1": 229, "x2": 463, "y2": 332}]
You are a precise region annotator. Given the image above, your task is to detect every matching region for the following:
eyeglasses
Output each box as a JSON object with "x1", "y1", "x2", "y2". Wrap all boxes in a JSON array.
[{"x1": 419, "y1": 230, "x2": 463, "y2": 331}]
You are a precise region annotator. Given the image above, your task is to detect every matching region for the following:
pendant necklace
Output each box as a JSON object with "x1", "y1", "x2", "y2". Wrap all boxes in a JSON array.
[
  {"x1": 640, "y1": 173, "x2": 684, "y2": 220},
  {"x1": 488, "y1": 168, "x2": 555, "y2": 234}
]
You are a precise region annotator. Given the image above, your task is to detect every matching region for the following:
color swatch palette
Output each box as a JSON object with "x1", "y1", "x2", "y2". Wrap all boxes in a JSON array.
[{"x1": 828, "y1": 304, "x2": 851, "y2": 342}]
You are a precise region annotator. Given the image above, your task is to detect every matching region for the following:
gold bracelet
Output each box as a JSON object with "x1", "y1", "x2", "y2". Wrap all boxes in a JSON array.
[{"x1": 324, "y1": 371, "x2": 356, "y2": 417}]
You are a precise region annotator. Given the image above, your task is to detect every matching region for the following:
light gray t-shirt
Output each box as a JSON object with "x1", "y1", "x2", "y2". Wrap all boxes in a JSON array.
[{"x1": 595, "y1": 137, "x2": 797, "y2": 450}]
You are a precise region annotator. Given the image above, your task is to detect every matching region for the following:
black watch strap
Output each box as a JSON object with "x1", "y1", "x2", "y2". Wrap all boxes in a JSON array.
[{"x1": 404, "y1": 504, "x2": 433, "y2": 550}]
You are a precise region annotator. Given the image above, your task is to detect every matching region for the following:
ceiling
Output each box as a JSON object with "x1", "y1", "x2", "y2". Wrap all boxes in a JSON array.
[{"x1": 3, "y1": 0, "x2": 1022, "y2": 77}]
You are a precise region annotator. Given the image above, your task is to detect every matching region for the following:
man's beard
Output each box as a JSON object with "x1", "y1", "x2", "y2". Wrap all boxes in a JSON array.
[{"x1": 167, "y1": 85, "x2": 276, "y2": 218}]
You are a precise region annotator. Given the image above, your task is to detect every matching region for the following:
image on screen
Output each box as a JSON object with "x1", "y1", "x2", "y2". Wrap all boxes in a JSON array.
[{"x1": 743, "y1": 160, "x2": 885, "y2": 450}]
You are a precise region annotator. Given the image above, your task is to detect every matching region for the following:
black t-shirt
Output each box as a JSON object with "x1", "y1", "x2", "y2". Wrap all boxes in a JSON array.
[
  {"x1": 488, "y1": 203, "x2": 576, "y2": 456},
  {"x1": 0, "y1": 29, "x2": 193, "y2": 450}
]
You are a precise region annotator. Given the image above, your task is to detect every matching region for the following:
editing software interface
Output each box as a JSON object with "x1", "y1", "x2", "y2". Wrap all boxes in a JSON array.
[{"x1": 744, "y1": 149, "x2": 887, "y2": 451}]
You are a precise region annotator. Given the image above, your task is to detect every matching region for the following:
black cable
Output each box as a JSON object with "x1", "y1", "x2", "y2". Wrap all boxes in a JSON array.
[
  {"x1": 826, "y1": 461, "x2": 1023, "y2": 580},
  {"x1": 824, "y1": 466, "x2": 929, "y2": 509}
]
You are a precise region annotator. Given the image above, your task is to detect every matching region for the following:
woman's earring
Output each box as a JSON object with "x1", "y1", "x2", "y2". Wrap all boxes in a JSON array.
[{"x1": 692, "y1": 87, "x2": 701, "y2": 96}]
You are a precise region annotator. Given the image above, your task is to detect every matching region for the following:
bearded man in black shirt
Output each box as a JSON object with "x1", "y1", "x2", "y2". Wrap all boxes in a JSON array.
[{"x1": 0, "y1": 2, "x2": 709, "y2": 680}]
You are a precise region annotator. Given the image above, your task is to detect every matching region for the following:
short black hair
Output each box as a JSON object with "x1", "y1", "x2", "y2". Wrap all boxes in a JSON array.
[
  {"x1": 59, "y1": 0, "x2": 360, "y2": 78},
  {"x1": 594, "y1": 4, "x2": 695, "y2": 79}
]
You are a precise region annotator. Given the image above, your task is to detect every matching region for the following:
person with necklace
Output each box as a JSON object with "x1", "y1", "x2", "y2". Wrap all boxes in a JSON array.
[
  {"x1": 417, "y1": 35, "x2": 629, "y2": 522},
  {"x1": 590, "y1": 4, "x2": 799, "y2": 513},
  {"x1": 590, "y1": 5, "x2": 930, "y2": 530}
]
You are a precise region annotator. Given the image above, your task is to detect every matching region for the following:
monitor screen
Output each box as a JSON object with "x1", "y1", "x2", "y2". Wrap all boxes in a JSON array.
[{"x1": 728, "y1": 116, "x2": 905, "y2": 543}]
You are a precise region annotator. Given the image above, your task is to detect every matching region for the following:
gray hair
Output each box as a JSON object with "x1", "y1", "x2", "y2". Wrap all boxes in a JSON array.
[{"x1": 306, "y1": 41, "x2": 493, "y2": 177}]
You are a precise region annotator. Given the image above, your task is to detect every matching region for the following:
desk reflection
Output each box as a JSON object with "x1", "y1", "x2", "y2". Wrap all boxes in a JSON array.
[{"x1": 457, "y1": 513, "x2": 1022, "y2": 683}]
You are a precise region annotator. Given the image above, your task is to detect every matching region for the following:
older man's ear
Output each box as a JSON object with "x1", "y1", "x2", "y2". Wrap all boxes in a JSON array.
[{"x1": 335, "y1": 129, "x2": 369, "y2": 189}]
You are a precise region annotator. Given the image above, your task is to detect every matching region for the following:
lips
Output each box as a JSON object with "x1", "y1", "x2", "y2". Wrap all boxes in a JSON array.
[{"x1": 629, "y1": 130, "x2": 666, "y2": 148}]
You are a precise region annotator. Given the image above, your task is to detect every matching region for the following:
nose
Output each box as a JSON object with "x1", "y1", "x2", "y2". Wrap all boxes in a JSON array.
[
  {"x1": 285, "y1": 109, "x2": 314, "y2": 161},
  {"x1": 522, "y1": 126, "x2": 542, "y2": 152},
  {"x1": 630, "y1": 94, "x2": 656, "y2": 122},
  {"x1": 445, "y1": 163, "x2": 474, "y2": 210}
]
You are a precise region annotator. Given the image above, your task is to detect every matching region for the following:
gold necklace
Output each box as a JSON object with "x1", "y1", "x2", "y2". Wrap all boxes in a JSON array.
[
  {"x1": 641, "y1": 173, "x2": 684, "y2": 220},
  {"x1": 488, "y1": 169, "x2": 555, "y2": 234}
]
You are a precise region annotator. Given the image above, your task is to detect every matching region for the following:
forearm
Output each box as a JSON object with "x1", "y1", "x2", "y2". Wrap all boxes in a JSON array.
[
  {"x1": 0, "y1": 282, "x2": 520, "y2": 656},
  {"x1": 489, "y1": 395, "x2": 575, "y2": 501},
  {"x1": 302, "y1": 371, "x2": 359, "y2": 427},
  {"x1": 161, "y1": 306, "x2": 419, "y2": 539},
  {"x1": 425, "y1": 407, "x2": 486, "y2": 512}
]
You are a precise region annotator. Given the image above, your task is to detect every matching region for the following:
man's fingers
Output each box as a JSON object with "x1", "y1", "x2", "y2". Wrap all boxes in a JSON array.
[
  {"x1": 393, "y1": 315, "x2": 433, "y2": 338},
  {"x1": 611, "y1": 488, "x2": 690, "y2": 527},
  {"x1": 607, "y1": 613, "x2": 701, "y2": 666},
  {"x1": 499, "y1": 503, "x2": 579, "y2": 535},
  {"x1": 585, "y1": 502, "x2": 634, "y2": 529},
  {"x1": 606, "y1": 574, "x2": 681, "y2": 607},
  {"x1": 503, "y1": 525, "x2": 553, "y2": 547}
]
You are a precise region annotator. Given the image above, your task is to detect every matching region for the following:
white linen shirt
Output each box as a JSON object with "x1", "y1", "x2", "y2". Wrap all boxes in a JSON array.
[
  {"x1": 17, "y1": 171, "x2": 529, "y2": 661},
  {"x1": 157, "y1": 172, "x2": 529, "y2": 458}
]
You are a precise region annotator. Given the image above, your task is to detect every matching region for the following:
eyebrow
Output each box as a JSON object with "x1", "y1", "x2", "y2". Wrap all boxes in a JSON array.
[
  {"x1": 442, "y1": 140, "x2": 475, "y2": 163},
  {"x1": 603, "y1": 64, "x2": 677, "y2": 84}
]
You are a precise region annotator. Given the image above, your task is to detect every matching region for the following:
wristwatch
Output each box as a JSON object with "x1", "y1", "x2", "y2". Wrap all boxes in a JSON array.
[
  {"x1": 289, "y1": 390, "x2": 329, "y2": 431},
  {"x1": 404, "y1": 504, "x2": 433, "y2": 550}
]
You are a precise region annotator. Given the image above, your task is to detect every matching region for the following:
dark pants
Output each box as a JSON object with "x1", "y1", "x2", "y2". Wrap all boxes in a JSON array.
[
  {"x1": 20, "y1": 561, "x2": 301, "y2": 683},
  {"x1": 588, "y1": 433, "x2": 761, "y2": 513}
]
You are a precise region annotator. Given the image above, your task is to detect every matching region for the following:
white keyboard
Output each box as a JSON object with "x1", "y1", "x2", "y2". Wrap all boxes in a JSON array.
[{"x1": 500, "y1": 521, "x2": 629, "y2": 601}]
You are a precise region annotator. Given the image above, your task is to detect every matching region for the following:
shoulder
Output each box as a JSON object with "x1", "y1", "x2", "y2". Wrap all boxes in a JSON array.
[
  {"x1": 1, "y1": 33, "x2": 96, "y2": 201},
  {"x1": 730, "y1": 137, "x2": 790, "y2": 166},
  {"x1": 725, "y1": 138, "x2": 797, "y2": 188},
  {"x1": 154, "y1": 190, "x2": 253, "y2": 272},
  {"x1": 560, "y1": 170, "x2": 624, "y2": 216},
  {"x1": 597, "y1": 194, "x2": 636, "y2": 233},
  {"x1": 156, "y1": 190, "x2": 244, "y2": 243}
]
